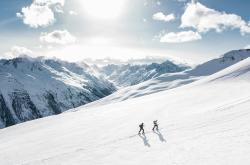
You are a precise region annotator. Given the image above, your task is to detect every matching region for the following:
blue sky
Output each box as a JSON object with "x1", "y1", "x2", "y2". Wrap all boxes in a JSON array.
[{"x1": 0, "y1": 0, "x2": 250, "y2": 63}]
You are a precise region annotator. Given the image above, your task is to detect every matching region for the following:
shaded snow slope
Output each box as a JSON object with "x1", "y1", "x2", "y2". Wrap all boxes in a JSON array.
[
  {"x1": 0, "y1": 57, "x2": 116, "y2": 128},
  {"x1": 1, "y1": 55, "x2": 250, "y2": 164},
  {"x1": 85, "y1": 49, "x2": 250, "y2": 107}
]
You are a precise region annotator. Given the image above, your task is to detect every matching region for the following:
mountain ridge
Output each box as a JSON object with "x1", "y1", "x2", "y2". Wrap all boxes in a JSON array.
[
  {"x1": 0, "y1": 57, "x2": 116, "y2": 128},
  {"x1": 100, "y1": 60, "x2": 189, "y2": 87},
  {"x1": 83, "y1": 49, "x2": 250, "y2": 108}
]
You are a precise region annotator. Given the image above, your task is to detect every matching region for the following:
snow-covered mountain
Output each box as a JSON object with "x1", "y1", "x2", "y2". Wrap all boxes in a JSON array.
[
  {"x1": 1, "y1": 49, "x2": 248, "y2": 128},
  {"x1": 0, "y1": 57, "x2": 116, "y2": 128},
  {"x1": 1, "y1": 50, "x2": 250, "y2": 165},
  {"x1": 0, "y1": 56, "x2": 190, "y2": 128},
  {"x1": 100, "y1": 60, "x2": 189, "y2": 87},
  {"x1": 85, "y1": 49, "x2": 250, "y2": 107}
]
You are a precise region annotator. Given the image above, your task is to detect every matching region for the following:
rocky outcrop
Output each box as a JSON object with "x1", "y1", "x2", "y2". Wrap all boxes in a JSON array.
[{"x1": 0, "y1": 94, "x2": 15, "y2": 127}]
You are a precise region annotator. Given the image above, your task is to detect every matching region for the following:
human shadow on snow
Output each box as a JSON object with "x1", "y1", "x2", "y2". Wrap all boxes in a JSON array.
[
  {"x1": 153, "y1": 130, "x2": 166, "y2": 142},
  {"x1": 138, "y1": 133, "x2": 151, "y2": 147}
]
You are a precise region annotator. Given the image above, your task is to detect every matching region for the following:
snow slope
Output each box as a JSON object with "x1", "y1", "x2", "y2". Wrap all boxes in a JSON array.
[
  {"x1": 1, "y1": 53, "x2": 250, "y2": 164},
  {"x1": 85, "y1": 49, "x2": 250, "y2": 107},
  {"x1": 0, "y1": 57, "x2": 116, "y2": 128}
]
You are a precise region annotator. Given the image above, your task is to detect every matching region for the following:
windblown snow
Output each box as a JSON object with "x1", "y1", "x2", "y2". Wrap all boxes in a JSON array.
[{"x1": 0, "y1": 50, "x2": 250, "y2": 165}]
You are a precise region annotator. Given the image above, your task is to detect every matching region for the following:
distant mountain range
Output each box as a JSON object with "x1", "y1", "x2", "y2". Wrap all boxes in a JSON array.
[
  {"x1": 0, "y1": 56, "x2": 188, "y2": 128},
  {"x1": 100, "y1": 60, "x2": 189, "y2": 87},
  {"x1": 84, "y1": 49, "x2": 250, "y2": 107},
  {"x1": 2, "y1": 49, "x2": 248, "y2": 128}
]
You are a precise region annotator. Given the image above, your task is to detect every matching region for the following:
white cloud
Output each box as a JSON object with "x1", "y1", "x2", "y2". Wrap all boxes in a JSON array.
[
  {"x1": 181, "y1": 2, "x2": 250, "y2": 35},
  {"x1": 34, "y1": 0, "x2": 64, "y2": 6},
  {"x1": 3, "y1": 46, "x2": 33, "y2": 59},
  {"x1": 36, "y1": 0, "x2": 65, "y2": 13},
  {"x1": 153, "y1": 12, "x2": 175, "y2": 22},
  {"x1": 17, "y1": 4, "x2": 55, "y2": 28},
  {"x1": 40, "y1": 30, "x2": 76, "y2": 45},
  {"x1": 17, "y1": 0, "x2": 65, "y2": 28},
  {"x1": 160, "y1": 30, "x2": 202, "y2": 43}
]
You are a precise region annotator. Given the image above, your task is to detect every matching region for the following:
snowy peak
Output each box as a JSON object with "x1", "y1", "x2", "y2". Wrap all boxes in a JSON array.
[
  {"x1": 0, "y1": 57, "x2": 116, "y2": 128},
  {"x1": 220, "y1": 49, "x2": 250, "y2": 61},
  {"x1": 84, "y1": 49, "x2": 250, "y2": 107},
  {"x1": 191, "y1": 49, "x2": 250, "y2": 76},
  {"x1": 203, "y1": 55, "x2": 250, "y2": 83},
  {"x1": 101, "y1": 60, "x2": 189, "y2": 87}
]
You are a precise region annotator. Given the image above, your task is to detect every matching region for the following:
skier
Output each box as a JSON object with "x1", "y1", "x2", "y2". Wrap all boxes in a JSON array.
[
  {"x1": 152, "y1": 120, "x2": 159, "y2": 131},
  {"x1": 138, "y1": 123, "x2": 145, "y2": 134}
]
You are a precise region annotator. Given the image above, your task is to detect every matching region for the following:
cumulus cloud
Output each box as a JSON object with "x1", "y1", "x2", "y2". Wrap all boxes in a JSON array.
[
  {"x1": 40, "y1": 30, "x2": 76, "y2": 45},
  {"x1": 34, "y1": 0, "x2": 64, "y2": 6},
  {"x1": 3, "y1": 46, "x2": 33, "y2": 59},
  {"x1": 181, "y1": 2, "x2": 250, "y2": 35},
  {"x1": 160, "y1": 30, "x2": 202, "y2": 43},
  {"x1": 16, "y1": 5, "x2": 55, "y2": 28},
  {"x1": 153, "y1": 12, "x2": 175, "y2": 22},
  {"x1": 17, "y1": 0, "x2": 65, "y2": 28}
]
